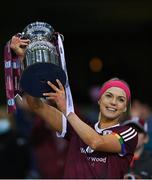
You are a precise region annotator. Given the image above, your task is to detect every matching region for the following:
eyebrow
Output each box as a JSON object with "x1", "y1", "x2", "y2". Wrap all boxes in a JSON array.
[{"x1": 105, "y1": 91, "x2": 126, "y2": 99}]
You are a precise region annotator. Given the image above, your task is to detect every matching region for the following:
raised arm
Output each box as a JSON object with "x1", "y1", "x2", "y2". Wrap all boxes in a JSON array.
[
  {"x1": 43, "y1": 79, "x2": 122, "y2": 153},
  {"x1": 10, "y1": 35, "x2": 64, "y2": 133},
  {"x1": 24, "y1": 94, "x2": 63, "y2": 133},
  {"x1": 65, "y1": 113, "x2": 122, "y2": 153}
]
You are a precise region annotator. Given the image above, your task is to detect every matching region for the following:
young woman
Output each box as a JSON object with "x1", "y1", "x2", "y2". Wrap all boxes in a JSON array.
[
  {"x1": 24, "y1": 78, "x2": 138, "y2": 179},
  {"x1": 9, "y1": 35, "x2": 138, "y2": 178}
]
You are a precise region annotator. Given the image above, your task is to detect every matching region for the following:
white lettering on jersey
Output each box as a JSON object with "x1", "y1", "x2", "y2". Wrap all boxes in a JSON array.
[{"x1": 87, "y1": 156, "x2": 107, "y2": 163}]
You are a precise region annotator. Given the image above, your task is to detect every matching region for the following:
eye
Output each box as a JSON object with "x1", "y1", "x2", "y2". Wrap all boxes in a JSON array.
[
  {"x1": 118, "y1": 97, "x2": 125, "y2": 103},
  {"x1": 105, "y1": 94, "x2": 112, "y2": 98}
]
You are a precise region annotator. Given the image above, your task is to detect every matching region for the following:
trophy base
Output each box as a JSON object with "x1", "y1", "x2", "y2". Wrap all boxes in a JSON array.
[{"x1": 20, "y1": 62, "x2": 66, "y2": 97}]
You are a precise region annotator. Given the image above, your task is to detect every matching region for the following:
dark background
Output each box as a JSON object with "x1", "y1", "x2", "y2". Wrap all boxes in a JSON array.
[{"x1": 1, "y1": 0, "x2": 152, "y2": 106}]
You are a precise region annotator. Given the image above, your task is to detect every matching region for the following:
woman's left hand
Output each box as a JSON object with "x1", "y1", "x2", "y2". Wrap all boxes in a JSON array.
[
  {"x1": 43, "y1": 79, "x2": 67, "y2": 114},
  {"x1": 10, "y1": 35, "x2": 30, "y2": 61}
]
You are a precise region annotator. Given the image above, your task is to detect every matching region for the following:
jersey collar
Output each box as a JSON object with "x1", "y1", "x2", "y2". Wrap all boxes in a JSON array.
[{"x1": 94, "y1": 121, "x2": 120, "y2": 133}]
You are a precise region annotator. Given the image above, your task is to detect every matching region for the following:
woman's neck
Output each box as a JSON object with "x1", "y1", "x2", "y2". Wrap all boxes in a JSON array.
[{"x1": 99, "y1": 118, "x2": 119, "y2": 129}]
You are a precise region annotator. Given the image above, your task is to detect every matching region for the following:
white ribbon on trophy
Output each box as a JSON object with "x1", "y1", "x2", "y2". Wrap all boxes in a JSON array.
[{"x1": 57, "y1": 34, "x2": 75, "y2": 137}]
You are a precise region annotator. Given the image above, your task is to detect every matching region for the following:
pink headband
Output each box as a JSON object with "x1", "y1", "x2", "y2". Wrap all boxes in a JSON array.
[{"x1": 99, "y1": 80, "x2": 131, "y2": 101}]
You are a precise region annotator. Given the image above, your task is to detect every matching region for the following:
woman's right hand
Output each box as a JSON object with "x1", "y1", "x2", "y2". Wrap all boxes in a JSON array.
[
  {"x1": 10, "y1": 35, "x2": 30, "y2": 61},
  {"x1": 43, "y1": 79, "x2": 67, "y2": 115}
]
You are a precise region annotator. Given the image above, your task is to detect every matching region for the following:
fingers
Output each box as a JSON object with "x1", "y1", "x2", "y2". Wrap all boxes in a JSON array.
[
  {"x1": 20, "y1": 39, "x2": 30, "y2": 44},
  {"x1": 47, "y1": 79, "x2": 64, "y2": 92},
  {"x1": 11, "y1": 36, "x2": 30, "y2": 45},
  {"x1": 43, "y1": 92, "x2": 56, "y2": 99},
  {"x1": 56, "y1": 79, "x2": 64, "y2": 90},
  {"x1": 43, "y1": 79, "x2": 65, "y2": 99},
  {"x1": 42, "y1": 80, "x2": 66, "y2": 113},
  {"x1": 47, "y1": 81, "x2": 60, "y2": 92},
  {"x1": 20, "y1": 41, "x2": 30, "y2": 46}
]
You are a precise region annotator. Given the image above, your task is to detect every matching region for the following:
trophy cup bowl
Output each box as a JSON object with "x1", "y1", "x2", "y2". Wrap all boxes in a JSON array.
[{"x1": 19, "y1": 22, "x2": 66, "y2": 97}]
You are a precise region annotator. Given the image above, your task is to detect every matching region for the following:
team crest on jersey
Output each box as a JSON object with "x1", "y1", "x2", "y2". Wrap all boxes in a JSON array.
[{"x1": 103, "y1": 130, "x2": 112, "y2": 135}]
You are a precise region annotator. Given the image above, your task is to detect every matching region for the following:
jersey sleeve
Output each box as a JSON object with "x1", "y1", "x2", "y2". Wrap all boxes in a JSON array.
[
  {"x1": 114, "y1": 125, "x2": 138, "y2": 156},
  {"x1": 56, "y1": 114, "x2": 67, "y2": 138},
  {"x1": 56, "y1": 114, "x2": 76, "y2": 141}
]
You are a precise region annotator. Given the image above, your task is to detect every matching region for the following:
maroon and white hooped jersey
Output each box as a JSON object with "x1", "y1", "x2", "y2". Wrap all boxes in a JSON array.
[{"x1": 57, "y1": 118, "x2": 138, "y2": 179}]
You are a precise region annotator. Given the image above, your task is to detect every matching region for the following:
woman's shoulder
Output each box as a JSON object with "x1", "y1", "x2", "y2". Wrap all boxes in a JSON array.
[
  {"x1": 112, "y1": 123, "x2": 135, "y2": 132},
  {"x1": 112, "y1": 124, "x2": 138, "y2": 142}
]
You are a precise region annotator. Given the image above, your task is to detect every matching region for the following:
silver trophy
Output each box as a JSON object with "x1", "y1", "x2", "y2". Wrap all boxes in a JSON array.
[{"x1": 19, "y1": 21, "x2": 66, "y2": 97}]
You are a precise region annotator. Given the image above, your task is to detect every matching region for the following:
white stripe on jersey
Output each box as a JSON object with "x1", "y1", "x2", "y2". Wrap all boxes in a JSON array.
[
  {"x1": 123, "y1": 131, "x2": 137, "y2": 142},
  {"x1": 120, "y1": 127, "x2": 133, "y2": 135},
  {"x1": 120, "y1": 126, "x2": 137, "y2": 142},
  {"x1": 122, "y1": 129, "x2": 135, "y2": 139}
]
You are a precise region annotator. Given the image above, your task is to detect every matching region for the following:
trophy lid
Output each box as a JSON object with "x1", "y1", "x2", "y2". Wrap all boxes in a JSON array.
[{"x1": 21, "y1": 21, "x2": 54, "y2": 41}]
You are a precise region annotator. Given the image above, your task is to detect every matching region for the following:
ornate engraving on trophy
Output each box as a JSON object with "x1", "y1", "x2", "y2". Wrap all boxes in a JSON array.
[{"x1": 21, "y1": 21, "x2": 60, "y2": 68}]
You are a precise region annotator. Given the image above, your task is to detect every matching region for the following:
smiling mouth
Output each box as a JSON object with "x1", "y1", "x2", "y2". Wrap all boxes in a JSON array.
[{"x1": 106, "y1": 107, "x2": 117, "y2": 112}]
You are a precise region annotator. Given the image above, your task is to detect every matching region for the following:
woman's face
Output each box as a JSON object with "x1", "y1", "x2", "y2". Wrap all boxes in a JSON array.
[{"x1": 98, "y1": 87, "x2": 127, "y2": 120}]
